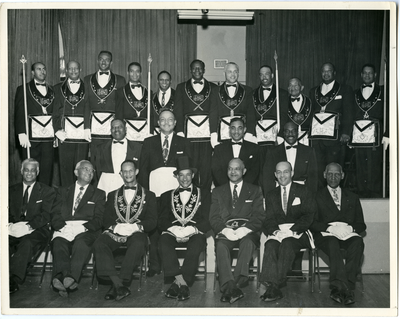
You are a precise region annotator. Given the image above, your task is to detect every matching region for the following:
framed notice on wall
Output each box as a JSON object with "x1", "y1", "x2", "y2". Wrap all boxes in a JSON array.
[{"x1": 214, "y1": 59, "x2": 228, "y2": 69}]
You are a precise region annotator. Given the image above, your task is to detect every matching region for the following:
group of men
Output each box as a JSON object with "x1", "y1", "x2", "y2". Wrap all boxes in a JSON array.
[{"x1": 9, "y1": 52, "x2": 378, "y2": 305}]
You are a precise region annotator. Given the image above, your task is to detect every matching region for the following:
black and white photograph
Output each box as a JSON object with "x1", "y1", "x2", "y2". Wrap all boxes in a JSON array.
[{"x1": 1, "y1": 1, "x2": 397, "y2": 316}]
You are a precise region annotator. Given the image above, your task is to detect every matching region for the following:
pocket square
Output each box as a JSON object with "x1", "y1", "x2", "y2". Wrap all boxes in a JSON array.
[
  {"x1": 87, "y1": 201, "x2": 95, "y2": 204},
  {"x1": 249, "y1": 155, "x2": 253, "y2": 159},
  {"x1": 292, "y1": 197, "x2": 301, "y2": 205},
  {"x1": 334, "y1": 95, "x2": 342, "y2": 100},
  {"x1": 36, "y1": 200, "x2": 43, "y2": 203},
  {"x1": 177, "y1": 151, "x2": 183, "y2": 154},
  {"x1": 245, "y1": 200, "x2": 253, "y2": 203}
]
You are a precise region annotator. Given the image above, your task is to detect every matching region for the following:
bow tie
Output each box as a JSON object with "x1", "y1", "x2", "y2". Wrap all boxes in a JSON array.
[
  {"x1": 70, "y1": 80, "x2": 80, "y2": 84},
  {"x1": 99, "y1": 71, "x2": 109, "y2": 76},
  {"x1": 179, "y1": 188, "x2": 191, "y2": 193},
  {"x1": 286, "y1": 145, "x2": 298, "y2": 150},
  {"x1": 193, "y1": 80, "x2": 203, "y2": 85},
  {"x1": 226, "y1": 84, "x2": 237, "y2": 88},
  {"x1": 232, "y1": 142, "x2": 243, "y2": 146},
  {"x1": 291, "y1": 97, "x2": 300, "y2": 102},
  {"x1": 131, "y1": 84, "x2": 141, "y2": 89},
  {"x1": 35, "y1": 82, "x2": 46, "y2": 86},
  {"x1": 362, "y1": 84, "x2": 373, "y2": 88},
  {"x1": 113, "y1": 140, "x2": 124, "y2": 144},
  {"x1": 262, "y1": 87, "x2": 271, "y2": 91},
  {"x1": 124, "y1": 186, "x2": 137, "y2": 190}
]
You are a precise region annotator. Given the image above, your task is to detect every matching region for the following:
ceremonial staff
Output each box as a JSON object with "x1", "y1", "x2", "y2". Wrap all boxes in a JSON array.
[
  {"x1": 382, "y1": 57, "x2": 387, "y2": 198},
  {"x1": 147, "y1": 53, "x2": 153, "y2": 135},
  {"x1": 20, "y1": 55, "x2": 31, "y2": 158},
  {"x1": 274, "y1": 50, "x2": 281, "y2": 135}
]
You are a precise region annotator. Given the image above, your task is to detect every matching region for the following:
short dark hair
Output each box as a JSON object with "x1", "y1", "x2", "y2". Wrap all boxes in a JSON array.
[
  {"x1": 128, "y1": 62, "x2": 142, "y2": 72},
  {"x1": 111, "y1": 118, "x2": 126, "y2": 126},
  {"x1": 121, "y1": 159, "x2": 137, "y2": 171},
  {"x1": 158, "y1": 108, "x2": 175, "y2": 119},
  {"x1": 158, "y1": 70, "x2": 171, "y2": 80},
  {"x1": 31, "y1": 62, "x2": 45, "y2": 71},
  {"x1": 321, "y1": 62, "x2": 336, "y2": 72},
  {"x1": 98, "y1": 51, "x2": 113, "y2": 61},
  {"x1": 230, "y1": 117, "x2": 245, "y2": 126},
  {"x1": 259, "y1": 64, "x2": 274, "y2": 74},
  {"x1": 361, "y1": 63, "x2": 376, "y2": 73},
  {"x1": 190, "y1": 59, "x2": 205, "y2": 69}
]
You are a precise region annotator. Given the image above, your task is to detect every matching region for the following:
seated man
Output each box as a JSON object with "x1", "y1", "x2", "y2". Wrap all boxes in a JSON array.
[
  {"x1": 158, "y1": 156, "x2": 211, "y2": 301},
  {"x1": 311, "y1": 162, "x2": 366, "y2": 305},
  {"x1": 260, "y1": 161, "x2": 316, "y2": 302},
  {"x1": 8, "y1": 158, "x2": 56, "y2": 294},
  {"x1": 93, "y1": 159, "x2": 157, "y2": 301},
  {"x1": 209, "y1": 158, "x2": 265, "y2": 304},
  {"x1": 51, "y1": 160, "x2": 105, "y2": 297}
]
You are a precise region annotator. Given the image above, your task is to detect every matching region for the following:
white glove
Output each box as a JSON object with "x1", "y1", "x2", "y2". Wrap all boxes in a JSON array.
[
  {"x1": 55, "y1": 130, "x2": 67, "y2": 142},
  {"x1": 177, "y1": 132, "x2": 185, "y2": 138},
  {"x1": 180, "y1": 226, "x2": 197, "y2": 238},
  {"x1": 8, "y1": 222, "x2": 33, "y2": 238},
  {"x1": 244, "y1": 132, "x2": 258, "y2": 144},
  {"x1": 382, "y1": 137, "x2": 389, "y2": 151},
  {"x1": 210, "y1": 132, "x2": 220, "y2": 148},
  {"x1": 18, "y1": 133, "x2": 31, "y2": 148},
  {"x1": 84, "y1": 129, "x2": 92, "y2": 142},
  {"x1": 114, "y1": 223, "x2": 135, "y2": 236},
  {"x1": 220, "y1": 228, "x2": 239, "y2": 241},
  {"x1": 276, "y1": 136, "x2": 284, "y2": 145},
  {"x1": 235, "y1": 226, "x2": 252, "y2": 239}
]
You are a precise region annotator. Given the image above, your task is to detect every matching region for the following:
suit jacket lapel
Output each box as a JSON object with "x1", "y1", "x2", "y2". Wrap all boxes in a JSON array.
[
  {"x1": 286, "y1": 183, "x2": 296, "y2": 214},
  {"x1": 222, "y1": 183, "x2": 233, "y2": 213},
  {"x1": 278, "y1": 144, "x2": 287, "y2": 161},
  {"x1": 324, "y1": 187, "x2": 340, "y2": 214},
  {"x1": 66, "y1": 184, "x2": 76, "y2": 215},
  {"x1": 14, "y1": 184, "x2": 24, "y2": 221},
  {"x1": 233, "y1": 182, "x2": 248, "y2": 213},
  {"x1": 26, "y1": 183, "x2": 40, "y2": 218},
  {"x1": 274, "y1": 187, "x2": 286, "y2": 217},
  {"x1": 75, "y1": 185, "x2": 94, "y2": 213},
  {"x1": 104, "y1": 140, "x2": 113, "y2": 171}
]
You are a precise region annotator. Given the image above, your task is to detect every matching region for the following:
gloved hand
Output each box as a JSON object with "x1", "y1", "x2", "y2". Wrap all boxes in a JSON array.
[
  {"x1": 18, "y1": 133, "x2": 31, "y2": 148},
  {"x1": 220, "y1": 227, "x2": 239, "y2": 241},
  {"x1": 244, "y1": 132, "x2": 258, "y2": 144},
  {"x1": 235, "y1": 226, "x2": 252, "y2": 239},
  {"x1": 340, "y1": 133, "x2": 350, "y2": 144},
  {"x1": 210, "y1": 132, "x2": 220, "y2": 149},
  {"x1": 8, "y1": 222, "x2": 33, "y2": 238},
  {"x1": 55, "y1": 130, "x2": 67, "y2": 142},
  {"x1": 382, "y1": 136, "x2": 389, "y2": 151},
  {"x1": 84, "y1": 129, "x2": 92, "y2": 142}
]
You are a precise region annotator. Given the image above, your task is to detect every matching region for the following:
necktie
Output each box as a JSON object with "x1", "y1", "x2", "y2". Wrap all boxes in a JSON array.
[
  {"x1": 262, "y1": 87, "x2": 271, "y2": 91},
  {"x1": 227, "y1": 84, "x2": 236, "y2": 88},
  {"x1": 70, "y1": 80, "x2": 80, "y2": 84},
  {"x1": 73, "y1": 187, "x2": 84, "y2": 212},
  {"x1": 100, "y1": 71, "x2": 109, "y2": 76},
  {"x1": 285, "y1": 145, "x2": 298, "y2": 150},
  {"x1": 162, "y1": 136, "x2": 169, "y2": 163},
  {"x1": 20, "y1": 185, "x2": 31, "y2": 220},
  {"x1": 193, "y1": 80, "x2": 203, "y2": 85},
  {"x1": 232, "y1": 142, "x2": 243, "y2": 146},
  {"x1": 113, "y1": 140, "x2": 124, "y2": 144},
  {"x1": 232, "y1": 184, "x2": 238, "y2": 209},
  {"x1": 283, "y1": 186, "x2": 288, "y2": 214},
  {"x1": 362, "y1": 84, "x2": 372, "y2": 88},
  {"x1": 179, "y1": 188, "x2": 191, "y2": 193},
  {"x1": 131, "y1": 84, "x2": 141, "y2": 89},
  {"x1": 161, "y1": 92, "x2": 165, "y2": 106},
  {"x1": 125, "y1": 186, "x2": 137, "y2": 190},
  {"x1": 291, "y1": 97, "x2": 300, "y2": 102},
  {"x1": 332, "y1": 188, "x2": 340, "y2": 210},
  {"x1": 36, "y1": 83, "x2": 46, "y2": 86}
]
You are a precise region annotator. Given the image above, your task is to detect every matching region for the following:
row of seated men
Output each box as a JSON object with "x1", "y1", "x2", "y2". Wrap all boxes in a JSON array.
[
  {"x1": 14, "y1": 51, "x2": 389, "y2": 200},
  {"x1": 9, "y1": 152, "x2": 366, "y2": 306}
]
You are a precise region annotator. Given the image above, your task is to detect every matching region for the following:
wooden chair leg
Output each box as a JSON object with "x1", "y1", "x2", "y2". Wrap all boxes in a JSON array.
[{"x1": 39, "y1": 244, "x2": 51, "y2": 288}]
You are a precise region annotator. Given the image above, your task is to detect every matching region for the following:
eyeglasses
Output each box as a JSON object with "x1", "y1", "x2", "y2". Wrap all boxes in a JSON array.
[{"x1": 79, "y1": 167, "x2": 95, "y2": 173}]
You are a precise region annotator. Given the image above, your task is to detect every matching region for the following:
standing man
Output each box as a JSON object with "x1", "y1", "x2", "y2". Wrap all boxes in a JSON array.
[
  {"x1": 212, "y1": 117, "x2": 261, "y2": 187},
  {"x1": 351, "y1": 64, "x2": 387, "y2": 197},
  {"x1": 158, "y1": 156, "x2": 211, "y2": 301},
  {"x1": 15, "y1": 62, "x2": 55, "y2": 185},
  {"x1": 51, "y1": 160, "x2": 105, "y2": 297},
  {"x1": 84, "y1": 51, "x2": 126, "y2": 159},
  {"x1": 286, "y1": 77, "x2": 313, "y2": 146},
  {"x1": 309, "y1": 63, "x2": 353, "y2": 187},
  {"x1": 259, "y1": 161, "x2": 316, "y2": 302},
  {"x1": 209, "y1": 62, "x2": 256, "y2": 148},
  {"x1": 115, "y1": 62, "x2": 154, "y2": 140},
  {"x1": 209, "y1": 158, "x2": 265, "y2": 304},
  {"x1": 9, "y1": 158, "x2": 56, "y2": 294},
  {"x1": 93, "y1": 160, "x2": 157, "y2": 301},
  {"x1": 174, "y1": 59, "x2": 218, "y2": 190},
  {"x1": 311, "y1": 163, "x2": 366, "y2": 305},
  {"x1": 93, "y1": 118, "x2": 142, "y2": 196},
  {"x1": 53, "y1": 61, "x2": 90, "y2": 186},
  {"x1": 152, "y1": 70, "x2": 175, "y2": 119},
  {"x1": 262, "y1": 121, "x2": 318, "y2": 196}
]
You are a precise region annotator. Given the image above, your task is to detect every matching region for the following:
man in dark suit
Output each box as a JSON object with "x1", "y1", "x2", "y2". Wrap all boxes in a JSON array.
[
  {"x1": 158, "y1": 156, "x2": 211, "y2": 301},
  {"x1": 259, "y1": 161, "x2": 316, "y2": 302},
  {"x1": 51, "y1": 160, "x2": 105, "y2": 297},
  {"x1": 93, "y1": 118, "x2": 142, "y2": 196},
  {"x1": 152, "y1": 71, "x2": 175, "y2": 126},
  {"x1": 262, "y1": 121, "x2": 318, "y2": 196},
  {"x1": 309, "y1": 62, "x2": 353, "y2": 187},
  {"x1": 210, "y1": 158, "x2": 266, "y2": 304},
  {"x1": 139, "y1": 108, "x2": 192, "y2": 276},
  {"x1": 174, "y1": 60, "x2": 218, "y2": 190},
  {"x1": 311, "y1": 162, "x2": 366, "y2": 305},
  {"x1": 14, "y1": 62, "x2": 55, "y2": 185},
  {"x1": 9, "y1": 158, "x2": 56, "y2": 293},
  {"x1": 53, "y1": 61, "x2": 90, "y2": 186},
  {"x1": 93, "y1": 160, "x2": 157, "y2": 301},
  {"x1": 84, "y1": 51, "x2": 126, "y2": 159},
  {"x1": 212, "y1": 117, "x2": 260, "y2": 187},
  {"x1": 209, "y1": 62, "x2": 257, "y2": 148}
]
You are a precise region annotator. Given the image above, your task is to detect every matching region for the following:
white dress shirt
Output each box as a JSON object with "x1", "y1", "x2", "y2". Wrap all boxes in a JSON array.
[
  {"x1": 68, "y1": 79, "x2": 80, "y2": 94},
  {"x1": 227, "y1": 83, "x2": 237, "y2": 98},
  {"x1": 158, "y1": 88, "x2": 171, "y2": 106},
  {"x1": 179, "y1": 185, "x2": 192, "y2": 206},
  {"x1": 22, "y1": 182, "x2": 35, "y2": 203},
  {"x1": 160, "y1": 132, "x2": 172, "y2": 154},
  {"x1": 130, "y1": 82, "x2": 143, "y2": 100},
  {"x1": 34, "y1": 80, "x2": 47, "y2": 96},
  {"x1": 192, "y1": 79, "x2": 204, "y2": 94},
  {"x1": 229, "y1": 180, "x2": 243, "y2": 198},
  {"x1": 328, "y1": 185, "x2": 342, "y2": 209},
  {"x1": 291, "y1": 95, "x2": 303, "y2": 113},
  {"x1": 72, "y1": 182, "x2": 89, "y2": 215},
  {"x1": 284, "y1": 141, "x2": 298, "y2": 171},
  {"x1": 97, "y1": 71, "x2": 110, "y2": 88},
  {"x1": 362, "y1": 82, "x2": 375, "y2": 100},
  {"x1": 280, "y1": 182, "x2": 292, "y2": 212},
  {"x1": 232, "y1": 139, "x2": 243, "y2": 158},
  {"x1": 111, "y1": 138, "x2": 128, "y2": 173},
  {"x1": 124, "y1": 187, "x2": 137, "y2": 204},
  {"x1": 320, "y1": 80, "x2": 335, "y2": 96},
  {"x1": 262, "y1": 86, "x2": 272, "y2": 101}
]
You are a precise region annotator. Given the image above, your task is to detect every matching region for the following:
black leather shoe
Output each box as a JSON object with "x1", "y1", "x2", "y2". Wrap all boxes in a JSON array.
[
  {"x1": 9, "y1": 276, "x2": 19, "y2": 294},
  {"x1": 177, "y1": 285, "x2": 190, "y2": 301},
  {"x1": 261, "y1": 286, "x2": 283, "y2": 302},
  {"x1": 105, "y1": 285, "x2": 117, "y2": 300},
  {"x1": 230, "y1": 287, "x2": 244, "y2": 304},
  {"x1": 146, "y1": 269, "x2": 161, "y2": 277},
  {"x1": 343, "y1": 289, "x2": 355, "y2": 305},
  {"x1": 330, "y1": 287, "x2": 343, "y2": 304},
  {"x1": 115, "y1": 286, "x2": 131, "y2": 301},
  {"x1": 165, "y1": 283, "x2": 180, "y2": 299},
  {"x1": 63, "y1": 276, "x2": 78, "y2": 290},
  {"x1": 220, "y1": 292, "x2": 231, "y2": 302}
]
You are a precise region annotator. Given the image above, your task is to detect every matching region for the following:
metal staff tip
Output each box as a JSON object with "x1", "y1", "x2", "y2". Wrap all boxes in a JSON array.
[
  {"x1": 20, "y1": 55, "x2": 27, "y2": 64},
  {"x1": 147, "y1": 53, "x2": 152, "y2": 64},
  {"x1": 274, "y1": 50, "x2": 278, "y2": 61}
]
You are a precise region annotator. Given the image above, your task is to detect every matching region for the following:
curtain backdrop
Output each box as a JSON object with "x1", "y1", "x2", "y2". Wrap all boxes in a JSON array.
[
  {"x1": 245, "y1": 10, "x2": 386, "y2": 93},
  {"x1": 8, "y1": 9, "x2": 196, "y2": 184}
]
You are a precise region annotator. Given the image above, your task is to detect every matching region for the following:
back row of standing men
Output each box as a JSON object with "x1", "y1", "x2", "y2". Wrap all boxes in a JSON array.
[{"x1": 14, "y1": 51, "x2": 389, "y2": 199}]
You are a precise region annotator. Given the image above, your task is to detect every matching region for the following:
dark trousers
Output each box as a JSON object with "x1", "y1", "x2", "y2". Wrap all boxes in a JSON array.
[
  {"x1": 93, "y1": 232, "x2": 147, "y2": 281},
  {"x1": 58, "y1": 142, "x2": 89, "y2": 187},
  {"x1": 9, "y1": 227, "x2": 50, "y2": 281},
  {"x1": 355, "y1": 145, "x2": 383, "y2": 197},
  {"x1": 51, "y1": 231, "x2": 99, "y2": 282},
  {"x1": 314, "y1": 234, "x2": 364, "y2": 290},
  {"x1": 148, "y1": 228, "x2": 162, "y2": 272},
  {"x1": 159, "y1": 233, "x2": 206, "y2": 286},
  {"x1": 22, "y1": 141, "x2": 54, "y2": 186},
  {"x1": 192, "y1": 141, "x2": 213, "y2": 191},
  {"x1": 260, "y1": 234, "x2": 310, "y2": 285},
  {"x1": 215, "y1": 232, "x2": 259, "y2": 291}
]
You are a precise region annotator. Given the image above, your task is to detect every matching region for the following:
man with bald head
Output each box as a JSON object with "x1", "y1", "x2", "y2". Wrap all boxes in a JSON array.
[
  {"x1": 260, "y1": 161, "x2": 316, "y2": 302},
  {"x1": 53, "y1": 61, "x2": 90, "y2": 186},
  {"x1": 311, "y1": 162, "x2": 366, "y2": 305},
  {"x1": 210, "y1": 158, "x2": 265, "y2": 304}
]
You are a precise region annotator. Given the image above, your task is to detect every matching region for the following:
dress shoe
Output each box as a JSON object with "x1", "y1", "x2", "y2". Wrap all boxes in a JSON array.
[
  {"x1": 177, "y1": 285, "x2": 190, "y2": 301},
  {"x1": 229, "y1": 287, "x2": 244, "y2": 304},
  {"x1": 165, "y1": 282, "x2": 180, "y2": 299},
  {"x1": 235, "y1": 275, "x2": 249, "y2": 288},
  {"x1": 52, "y1": 277, "x2": 68, "y2": 298},
  {"x1": 261, "y1": 286, "x2": 283, "y2": 302},
  {"x1": 63, "y1": 276, "x2": 78, "y2": 290},
  {"x1": 115, "y1": 286, "x2": 131, "y2": 301},
  {"x1": 220, "y1": 292, "x2": 231, "y2": 302},
  {"x1": 146, "y1": 269, "x2": 161, "y2": 277},
  {"x1": 343, "y1": 289, "x2": 355, "y2": 305},
  {"x1": 9, "y1": 276, "x2": 19, "y2": 294},
  {"x1": 330, "y1": 287, "x2": 343, "y2": 304},
  {"x1": 105, "y1": 285, "x2": 117, "y2": 300}
]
